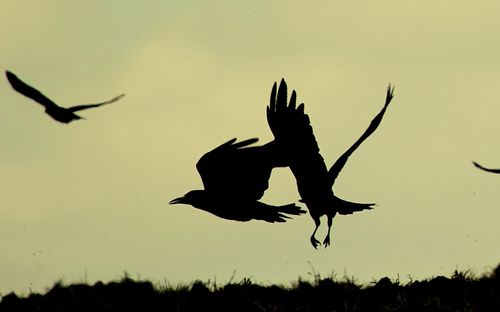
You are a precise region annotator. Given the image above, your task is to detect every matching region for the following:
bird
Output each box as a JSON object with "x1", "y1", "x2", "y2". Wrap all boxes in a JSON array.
[
  {"x1": 5, "y1": 70, "x2": 125, "y2": 124},
  {"x1": 170, "y1": 81, "x2": 309, "y2": 223},
  {"x1": 170, "y1": 138, "x2": 306, "y2": 222},
  {"x1": 267, "y1": 80, "x2": 394, "y2": 248},
  {"x1": 472, "y1": 161, "x2": 500, "y2": 174}
]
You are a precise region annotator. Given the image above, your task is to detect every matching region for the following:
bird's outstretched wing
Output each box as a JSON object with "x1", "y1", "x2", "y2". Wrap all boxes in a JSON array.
[
  {"x1": 327, "y1": 85, "x2": 394, "y2": 186},
  {"x1": 472, "y1": 161, "x2": 500, "y2": 174},
  {"x1": 267, "y1": 79, "x2": 331, "y2": 201},
  {"x1": 5, "y1": 70, "x2": 59, "y2": 109},
  {"x1": 68, "y1": 94, "x2": 125, "y2": 112},
  {"x1": 196, "y1": 138, "x2": 272, "y2": 200},
  {"x1": 267, "y1": 79, "x2": 320, "y2": 156}
]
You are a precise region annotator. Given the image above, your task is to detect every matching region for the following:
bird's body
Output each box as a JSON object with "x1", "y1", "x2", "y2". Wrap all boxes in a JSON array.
[
  {"x1": 5, "y1": 70, "x2": 124, "y2": 123},
  {"x1": 267, "y1": 80, "x2": 394, "y2": 248},
  {"x1": 174, "y1": 189, "x2": 302, "y2": 223}
]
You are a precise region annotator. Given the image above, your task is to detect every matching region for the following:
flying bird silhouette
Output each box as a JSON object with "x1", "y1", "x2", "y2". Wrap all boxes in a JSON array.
[
  {"x1": 5, "y1": 70, "x2": 125, "y2": 124},
  {"x1": 170, "y1": 138, "x2": 306, "y2": 222},
  {"x1": 267, "y1": 80, "x2": 394, "y2": 248},
  {"x1": 170, "y1": 81, "x2": 309, "y2": 223},
  {"x1": 472, "y1": 161, "x2": 500, "y2": 174}
]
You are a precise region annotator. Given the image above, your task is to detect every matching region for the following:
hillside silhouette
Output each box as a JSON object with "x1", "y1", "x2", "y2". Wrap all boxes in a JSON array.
[{"x1": 2, "y1": 264, "x2": 499, "y2": 311}]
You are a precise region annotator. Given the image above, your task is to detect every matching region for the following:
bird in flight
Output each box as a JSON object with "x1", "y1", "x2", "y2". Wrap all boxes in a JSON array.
[
  {"x1": 170, "y1": 138, "x2": 305, "y2": 222},
  {"x1": 5, "y1": 70, "x2": 125, "y2": 124},
  {"x1": 472, "y1": 161, "x2": 500, "y2": 174},
  {"x1": 170, "y1": 81, "x2": 308, "y2": 223},
  {"x1": 267, "y1": 80, "x2": 394, "y2": 248}
]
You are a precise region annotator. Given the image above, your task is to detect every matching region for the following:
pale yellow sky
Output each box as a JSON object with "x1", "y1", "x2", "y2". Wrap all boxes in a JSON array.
[{"x1": 1, "y1": 1, "x2": 500, "y2": 295}]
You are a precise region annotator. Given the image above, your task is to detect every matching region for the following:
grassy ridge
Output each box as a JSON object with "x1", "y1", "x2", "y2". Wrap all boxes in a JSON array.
[{"x1": 1, "y1": 264, "x2": 499, "y2": 311}]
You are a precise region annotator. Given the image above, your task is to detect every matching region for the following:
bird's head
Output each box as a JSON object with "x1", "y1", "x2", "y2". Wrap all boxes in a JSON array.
[{"x1": 169, "y1": 190, "x2": 207, "y2": 208}]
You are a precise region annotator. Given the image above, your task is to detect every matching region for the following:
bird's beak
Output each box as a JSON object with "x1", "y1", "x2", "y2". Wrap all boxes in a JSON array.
[{"x1": 169, "y1": 197, "x2": 185, "y2": 205}]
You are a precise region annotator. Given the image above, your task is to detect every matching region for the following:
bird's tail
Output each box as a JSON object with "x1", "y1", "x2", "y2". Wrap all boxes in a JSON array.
[
  {"x1": 334, "y1": 197, "x2": 375, "y2": 215},
  {"x1": 255, "y1": 202, "x2": 306, "y2": 223}
]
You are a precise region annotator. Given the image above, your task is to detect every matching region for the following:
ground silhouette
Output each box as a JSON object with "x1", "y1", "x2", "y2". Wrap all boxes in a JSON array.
[
  {"x1": 5, "y1": 70, "x2": 125, "y2": 123},
  {"x1": 170, "y1": 138, "x2": 305, "y2": 222},
  {"x1": 267, "y1": 81, "x2": 394, "y2": 248},
  {"x1": 1, "y1": 264, "x2": 499, "y2": 311},
  {"x1": 472, "y1": 161, "x2": 500, "y2": 174}
]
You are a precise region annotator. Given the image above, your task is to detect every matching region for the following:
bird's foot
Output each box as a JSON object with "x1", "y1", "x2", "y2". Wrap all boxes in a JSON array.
[
  {"x1": 310, "y1": 236, "x2": 321, "y2": 249},
  {"x1": 323, "y1": 235, "x2": 331, "y2": 248}
]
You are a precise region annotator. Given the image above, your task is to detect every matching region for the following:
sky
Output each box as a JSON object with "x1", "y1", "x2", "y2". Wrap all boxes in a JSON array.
[{"x1": 1, "y1": 0, "x2": 500, "y2": 295}]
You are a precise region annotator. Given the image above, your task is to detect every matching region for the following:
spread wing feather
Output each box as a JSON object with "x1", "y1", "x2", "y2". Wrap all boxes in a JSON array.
[
  {"x1": 267, "y1": 79, "x2": 320, "y2": 156},
  {"x1": 196, "y1": 138, "x2": 271, "y2": 200},
  {"x1": 68, "y1": 94, "x2": 125, "y2": 112},
  {"x1": 6, "y1": 71, "x2": 58, "y2": 109},
  {"x1": 473, "y1": 161, "x2": 500, "y2": 174},
  {"x1": 327, "y1": 85, "x2": 394, "y2": 186}
]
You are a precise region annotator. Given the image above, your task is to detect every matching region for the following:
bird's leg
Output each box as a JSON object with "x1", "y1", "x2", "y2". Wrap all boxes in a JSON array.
[
  {"x1": 323, "y1": 216, "x2": 333, "y2": 247},
  {"x1": 310, "y1": 218, "x2": 321, "y2": 249}
]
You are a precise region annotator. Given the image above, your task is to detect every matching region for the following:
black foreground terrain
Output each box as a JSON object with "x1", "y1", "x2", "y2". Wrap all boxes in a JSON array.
[{"x1": 1, "y1": 264, "x2": 499, "y2": 312}]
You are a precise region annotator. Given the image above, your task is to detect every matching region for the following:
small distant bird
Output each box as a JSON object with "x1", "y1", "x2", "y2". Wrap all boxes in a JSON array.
[
  {"x1": 472, "y1": 161, "x2": 500, "y2": 174},
  {"x1": 169, "y1": 138, "x2": 306, "y2": 222},
  {"x1": 268, "y1": 80, "x2": 394, "y2": 248},
  {"x1": 5, "y1": 70, "x2": 124, "y2": 123}
]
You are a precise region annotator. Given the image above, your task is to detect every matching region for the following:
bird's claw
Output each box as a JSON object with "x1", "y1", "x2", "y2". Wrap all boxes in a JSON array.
[
  {"x1": 323, "y1": 235, "x2": 330, "y2": 247},
  {"x1": 310, "y1": 236, "x2": 321, "y2": 249}
]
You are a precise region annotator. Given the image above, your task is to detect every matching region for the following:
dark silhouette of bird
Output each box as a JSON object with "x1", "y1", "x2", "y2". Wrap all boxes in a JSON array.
[
  {"x1": 5, "y1": 70, "x2": 125, "y2": 123},
  {"x1": 267, "y1": 80, "x2": 394, "y2": 248},
  {"x1": 170, "y1": 81, "x2": 309, "y2": 223},
  {"x1": 472, "y1": 161, "x2": 500, "y2": 174},
  {"x1": 170, "y1": 138, "x2": 306, "y2": 222}
]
